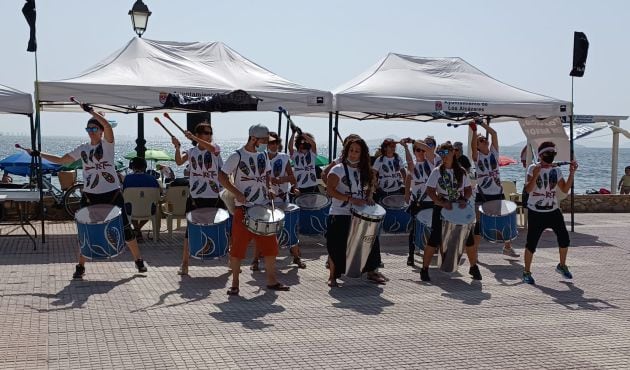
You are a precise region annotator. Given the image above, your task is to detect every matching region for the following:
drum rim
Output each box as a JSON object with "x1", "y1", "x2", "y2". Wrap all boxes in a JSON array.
[
  {"x1": 478, "y1": 199, "x2": 518, "y2": 216},
  {"x1": 350, "y1": 207, "x2": 385, "y2": 222},
  {"x1": 186, "y1": 208, "x2": 230, "y2": 225},
  {"x1": 295, "y1": 194, "x2": 331, "y2": 209},
  {"x1": 381, "y1": 194, "x2": 407, "y2": 209},
  {"x1": 440, "y1": 206, "x2": 475, "y2": 225},
  {"x1": 75, "y1": 204, "x2": 122, "y2": 224}
]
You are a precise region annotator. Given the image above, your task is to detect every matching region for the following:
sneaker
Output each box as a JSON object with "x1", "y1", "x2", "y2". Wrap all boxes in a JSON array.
[
  {"x1": 522, "y1": 271, "x2": 535, "y2": 285},
  {"x1": 420, "y1": 267, "x2": 431, "y2": 282},
  {"x1": 502, "y1": 246, "x2": 520, "y2": 257},
  {"x1": 72, "y1": 264, "x2": 85, "y2": 279},
  {"x1": 135, "y1": 259, "x2": 148, "y2": 273},
  {"x1": 469, "y1": 265, "x2": 482, "y2": 280},
  {"x1": 177, "y1": 265, "x2": 188, "y2": 276},
  {"x1": 556, "y1": 264, "x2": 573, "y2": 279},
  {"x1": 406, "y1": 256, "x2": 415, "y2": 267}
]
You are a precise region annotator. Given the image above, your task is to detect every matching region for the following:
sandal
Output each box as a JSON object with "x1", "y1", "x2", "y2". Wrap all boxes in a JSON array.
[
  {"x1": 367, "y1": 272, "x2": 387, "y2": 285},
  {"x1": 250, "y1": 260, "x2": 260, "y2": 271},
  {"x1": 266, "y1": 282, "x2": 290, "y2": 291},
  {"x1": 327, "y1": 279, "x2": 339, "y2": 288},
  {"x1": 293, "y1": 257, "x2": 306, "y2": 269},
  {"x1": 226, "y1": 287, "x2": 240, "y2": 296}
]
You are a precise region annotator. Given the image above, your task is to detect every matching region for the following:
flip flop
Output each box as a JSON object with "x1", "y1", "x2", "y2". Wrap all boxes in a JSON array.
[
  {"x1": 293, "y1": 257, "x2": 306, "y2": 269},
  {"x1": 266, "y1": 283, "x2": 290, "y2": 291},
  {"x1": 226, "y1": 287, "x2": 239, "y2": 296},
  {"x1": 367, "y1": 273, "x2": 386, "y2": 285}
]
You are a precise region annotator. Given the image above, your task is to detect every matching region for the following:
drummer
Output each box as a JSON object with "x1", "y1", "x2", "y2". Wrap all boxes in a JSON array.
[
  {"x1": 372, "y1": 138, "x2": 406, "y2": 200},
  {"x1": 420, "y1": 142, "x2": 479, "y2": 282},
  {"x1": 249, "y1": 132, "x2": 305, "y2": 271},
  {"x1": 172, "y1": 121, "x2": 225, "y2": 276},
  {"x1": 326, "y1": 135, "x2": 386, "y2": 287},
  {"x1": 470, "y1": 120, "x2": 520, "y2": 257},
  {"x1": 321, "y1": 134, "x2": 361, "y2": 185},
  {"x1": 28, "y1": 105, "x2": 147, "y2": 279},
  {"x1": 289, "y1": 129, "x2": 319, "y2": 194},
  {"x1": 402, "y1": 138, "x2": 437, "y2": 266},
  {"x1": 219, "y1": 124, "x2": 290, "y2": 295}
]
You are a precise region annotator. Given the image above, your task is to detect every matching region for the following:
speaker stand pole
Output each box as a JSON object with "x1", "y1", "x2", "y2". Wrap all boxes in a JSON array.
[{"x1": 569, "y1": 76, "x2": 575, "y2": 232}]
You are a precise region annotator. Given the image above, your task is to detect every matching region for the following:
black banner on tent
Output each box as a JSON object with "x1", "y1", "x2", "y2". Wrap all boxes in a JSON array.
[{"x1": 163, "y1": 89, "x2": 261, "y2": 112}]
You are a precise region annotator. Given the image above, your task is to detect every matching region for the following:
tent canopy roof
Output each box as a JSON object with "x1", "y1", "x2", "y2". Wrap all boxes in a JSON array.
[
  {"x1": 333, "y1": 53, "x2": 570, "y2": 121},
  {"x1": 0, "y1": 84, "x2": 33, "y2": 115},
  {"x1": 38, "y1": 38, "x2": 331, "y2": 114}
]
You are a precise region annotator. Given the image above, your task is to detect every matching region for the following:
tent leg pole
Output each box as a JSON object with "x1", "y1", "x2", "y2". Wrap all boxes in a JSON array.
[
  {"x1": 328, "y1": 112, "x2": 333, "y2": 161},
  {"x1": 277, "y1": 111, "x2": 282, "y2": 140},
  {"x1": 569, "y1": 77, "x2": 575, "y2": 232},
  {"x1": 333, "y1": 112, "x2": 339, "y2": 158},
  {"x1": 284, "y1": 113, "x2": 290, "y2": 154},
  {"x1": 611, "y1": 119, "x2": 620, "y2": 194},
  {"x1": 135, "y1": 113, "x2": 146, "y2": 159}
]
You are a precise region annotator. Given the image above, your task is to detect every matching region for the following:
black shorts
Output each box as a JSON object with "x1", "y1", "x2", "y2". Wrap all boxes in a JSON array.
[
  {"x1": 427, "y1": 205, "x2": 474, "y2": 249},
  {"x1": 298, "y1": 185, "x2": 320, "y2": 194},
  {"x1": 525, "y1": 208, "x2": 570, "y2": 253},
  {"x1": 185, "y1": 196, "x2": 226, "y2": 239},
  {"x1": 81, "y1": 189, "x2": 135, "y2": 241},
  {"x1": 474, "y1": 193, "x2": 505, "y2": 235}
]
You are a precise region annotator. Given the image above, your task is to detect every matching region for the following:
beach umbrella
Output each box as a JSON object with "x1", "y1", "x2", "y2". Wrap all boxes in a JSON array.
[
  {"x1": 498, "y1": 155, "x2": 517, "y2": 167},
  {"x1": 315, "y1": 155, "x2": 329, "y2": 167},
  {"x1": 124, "y1": 149, "x2": 175, "y2": 161},
  {"x1": 0, "y1": 151, "x2": 61, "y2": 176}
]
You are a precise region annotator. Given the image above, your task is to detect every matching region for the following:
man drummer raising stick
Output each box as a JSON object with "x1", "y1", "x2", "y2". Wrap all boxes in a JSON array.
[
  {"x1": 470, "y1": 119, "x2": 520, "y2": 257},
  {"x1": 218, "y1": 124, "x2": 290, "y2": 295},
  {"x1": 27, "y1": 103, "x2": 147, "y2": 279}
]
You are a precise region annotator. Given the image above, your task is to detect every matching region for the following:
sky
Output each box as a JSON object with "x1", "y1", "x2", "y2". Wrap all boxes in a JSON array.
[{"x1": 1, "y1": 0, "x2": 629, "y2": 148}]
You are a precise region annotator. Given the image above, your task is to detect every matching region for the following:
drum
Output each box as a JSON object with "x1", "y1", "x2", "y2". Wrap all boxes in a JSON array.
[
  {"x1": 439, "y1": 202, "x2": 475, "y2": 273},
  {"x1": 346, "y1": 204, "x2": 386, "y2": 278},
  {"x1": 187, "y1": 208, "x2": 230, "y2": 260},
  {"x1": 243, "y1": 205, "x2": 285, "y2": 236},
  {"x1": 381, "y1": 194, "x2": 411, "y2": 233},
  {"x1": 479, "y1": 200, "x2": 518, "y2": 243},
  {"x1": 277, "y1": 203, "x2": 300, "y2": 248},
  {"x1": 295, "y1": 193, "x2": 330, "y2": 235},
  {"x1": 75, "y1": 205, "x2": 126, "y2": 259},
  {"x1": 414, "y1": 209, "x2": 433, "y2": 251}
]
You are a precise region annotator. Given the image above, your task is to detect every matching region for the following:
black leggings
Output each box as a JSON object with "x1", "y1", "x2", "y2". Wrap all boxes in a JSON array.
[
  {"x1": 525, "y1": 208, "x2": 570, "y2": 253},
  {"x1": 326, "y1": 214, "x2": 381, "y2": 275}
]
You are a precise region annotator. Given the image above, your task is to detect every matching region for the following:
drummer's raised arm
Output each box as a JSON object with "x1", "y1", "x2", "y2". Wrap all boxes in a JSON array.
[{"x1": 402, "y1": 140, "x2": 413, "y2": 172}]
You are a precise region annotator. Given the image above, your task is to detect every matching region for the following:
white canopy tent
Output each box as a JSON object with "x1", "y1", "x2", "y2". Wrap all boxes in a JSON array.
[
  {"x1": 333, "y1": 53, "x2": 569, "y2": 121},
  {"x1": 0, "y1": 84, "x2": 33, "y2": 115},
  {"x1": 38, "y1": 38, "x2": 332, "y2": 114}
]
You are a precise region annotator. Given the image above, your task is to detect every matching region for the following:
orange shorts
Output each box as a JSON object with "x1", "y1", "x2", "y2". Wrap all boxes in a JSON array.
[{"x1": 230, "y1": 207, "x2": 278, "y2": 259}]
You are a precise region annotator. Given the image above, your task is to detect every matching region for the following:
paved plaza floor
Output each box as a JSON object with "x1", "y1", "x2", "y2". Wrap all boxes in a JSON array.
[{"x1": 0, "y1": 213, "x2": 629, "y2": 369}]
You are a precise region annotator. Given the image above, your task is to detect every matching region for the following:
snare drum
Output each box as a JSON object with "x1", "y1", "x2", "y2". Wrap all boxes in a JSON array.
[
  {"x1": 277, "y1": 203, "x2": 300, "y2": 248},
  {"x1": 479, "y1": 200, "x2": 518, "y2": 243},
  {"x1": 346, "y1": 204, "x2": 386, "y2": 278},
  {"x1": 381, "y1": 194, "x2": 411, "y2": 233},
  {"x1": 243, "y1": 205, "x2": 285, "y2": 236},
  {"x1": 75, "y1": 205, "x2": 126, "y2": 259},
  {"x1": 414, "y1": 209, "x2": 433, "y2": 251},
  {"x1": 295, "y1": 193, "x2": 330, "y2": 235},
  {"x1": 439, "y1": 202, "x2": 475, "y2": 273},
  {"x1": 187, "y1": 208, "x2": 230, "y2": 260}
]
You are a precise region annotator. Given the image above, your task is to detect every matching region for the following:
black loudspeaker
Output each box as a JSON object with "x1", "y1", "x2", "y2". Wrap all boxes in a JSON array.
[
  {"x1": 570, "y1": 32, "x2": 589, "y2": 77},
  {"x1": 186, "y1": 112, "x2": 211, "y2": 144}
]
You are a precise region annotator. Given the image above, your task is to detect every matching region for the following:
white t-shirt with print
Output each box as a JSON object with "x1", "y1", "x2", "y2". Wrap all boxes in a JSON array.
[
  {"x1": 409, "y1": 159, "x2": 435, "y2": 203},
  {"x1": 222, "y1": 147, "x2": 271, "y2": 207},
  {"x1": 186, "y1": 146, "x2": 223, "y2": 199},
  {"x1": 328, "y1": 163, "x2": 365, "y2": 216},
  {"x1": 292, "y1": 150, "x2": 318, "y2": 189},
  {"x1": 426, "y1": 167, "x2": 471, "y2": 202},
  {"x1": 268, "y1": 152, "x2": 291, "y2": 203},
  {"x1": 68, "y1": 139, "x2": 120, "y2": 194},
  {"x1": 372, "y1": 155, "x2": 404, "y2": 192},
  {"x1": 526, "y1": 164, "x2": 564, "y2": 212},
  {"x1": 475, "y1": 146, "x2": 502, "y2": 196}
]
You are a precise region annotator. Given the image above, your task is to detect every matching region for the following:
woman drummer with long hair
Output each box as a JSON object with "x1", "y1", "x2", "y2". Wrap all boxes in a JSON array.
[
  {"x1": 420, "y1": 142, "x2": 479, "y2": 282},
  {"x1": 325, "y1": 136, "x2": 386, "y2": 287}
]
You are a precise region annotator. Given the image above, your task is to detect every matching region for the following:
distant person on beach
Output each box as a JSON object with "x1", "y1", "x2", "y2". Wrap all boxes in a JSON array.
[
  {"x1": 289, "y1": 129, "x2": 319, "y2": 194},
  {"x1": 156, "y1": 164, "x2": 175, "y2": 184},
  {"x1": 1, "y1": 171, "x2": 12, "y2": 183},
  {"x1": 522, "y1": 141, "x2": 578, "y2": 285},
  {"x1": 26, "y1": 104, "x2": 147, "y2": 279},
  {"x1": 618, "y1": 166, "x2": 630, "y2": 194}
]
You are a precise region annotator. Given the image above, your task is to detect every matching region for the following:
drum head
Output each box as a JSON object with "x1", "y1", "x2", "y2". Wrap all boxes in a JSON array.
[
  {"x1": 247, "y1": 205, "x2": 285, "y2": 222},
  {"x1": 277, "y1": 203, "x2": 299, "y2": 213},
  {"x1": 480, "y1": 200, "x2": 517, "y2": 216},
  {"x1": 351, "y1": 204, "x2": 386, "y2": 219},
  {"x1": 187, "y1": 207, "x2": 230, "y2": 225},
  {"x1": 441, "y1": 203, "x2": 475, "y2": 225},
  {"x1": 381, "y1": 195, "x2": 407, "y2": 209},
  {"x1": 295, "y1": 194, "x2": 330, "y2": 209},
  {"x1": 75, "y1": 204, "x2": 122, "y2": 224},
  {"x1": 416, "y1": 209, "x2": 433, "y2": 227}
]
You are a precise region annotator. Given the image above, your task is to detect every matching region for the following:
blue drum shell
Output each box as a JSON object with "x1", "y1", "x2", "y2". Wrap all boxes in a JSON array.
[
  {"x1": 187, "y1": 208, "x2": 230, "y2": 260},
  {"x1": 75, "y1": 205, "x2": 126, "y2": 260}
]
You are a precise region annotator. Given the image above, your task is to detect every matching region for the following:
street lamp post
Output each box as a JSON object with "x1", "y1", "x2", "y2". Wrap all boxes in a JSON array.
[{"x1": 129, "y1": 0, "x2": 152, "y2": 158}]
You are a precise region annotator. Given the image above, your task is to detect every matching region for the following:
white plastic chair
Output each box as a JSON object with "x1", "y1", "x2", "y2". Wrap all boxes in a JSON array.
[
  {"x1": 502, "y1": 180, "x2": 526, "y2": 227},
  {"x1": 123, "y1": 187, "x2": 162, "y2": 241},
  {"x1": 161, "y1": 186, "x2": 189, "y2": 239}
]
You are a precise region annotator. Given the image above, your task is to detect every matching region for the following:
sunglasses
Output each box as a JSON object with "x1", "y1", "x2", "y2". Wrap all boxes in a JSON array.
[
  {"x1": 437, "y1": 149, "x2": 450, "y2": 156},
  {"x1": 414, "y1": 148, "x2": 424, "y2": 153},
  {"x1": 198, "y1": 130, "x2": 213, "y2": 135},
  {"x1": 85, "y1": 127, "x2": 100, "y2": 133}
]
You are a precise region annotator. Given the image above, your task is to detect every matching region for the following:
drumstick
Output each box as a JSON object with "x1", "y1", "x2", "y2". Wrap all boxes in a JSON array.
[
  {"x1": 153, "y1": 117, "x2": 176, "y2": 138},
  {"x1": 163, "y1": 112, "x2": 187, "y2": 135},
  {"x1": 332, "y1": 126, "x2": 344, "y2": 144},
  {"x1": 270, "y1": 196, "x2": 276, "y2": 222},
  {"x1": 15, "y1": 143, "x2": 27, "y2": 151}
]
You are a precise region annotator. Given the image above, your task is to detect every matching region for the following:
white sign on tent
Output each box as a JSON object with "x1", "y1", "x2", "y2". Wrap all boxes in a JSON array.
[{"x1": 518, "y1": 116, "x2": 570, "y2": 162}]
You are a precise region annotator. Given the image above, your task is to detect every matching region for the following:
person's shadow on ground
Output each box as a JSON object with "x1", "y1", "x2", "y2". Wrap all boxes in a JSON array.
[
  {"x1": 210, "y1": 290, "x2": 286, "y2": 330},
  {"x1": 535, "y1": 281, "x2": 619, "y2": 311},
  {"x1": 131, "y1": 271, "x2": 231, "y2": 312},
  {"x1": 477, "y1": 259, "x2": 523, "y2": 286},
  {"x1": 328, "y1": 282, "x2": 394, "y2": 315},
  {"x1": 431, "y1": 275, "x2": 492, "y2": 306},
  {"x1": 12, "y1": 276, "x2": 139, "y2": 312}
]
